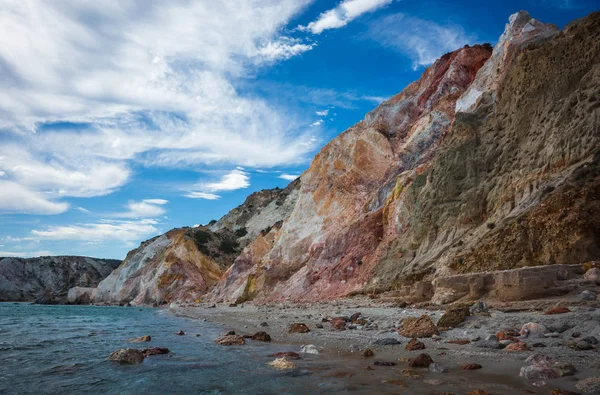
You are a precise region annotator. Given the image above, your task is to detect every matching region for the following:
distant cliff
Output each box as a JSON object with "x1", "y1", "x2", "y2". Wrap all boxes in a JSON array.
[{"x1": 0, "y1": 256, "x2": 120, "y2": 303}]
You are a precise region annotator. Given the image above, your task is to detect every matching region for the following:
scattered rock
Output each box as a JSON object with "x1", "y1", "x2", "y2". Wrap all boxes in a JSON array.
[
  {"x1": 259, "y1": 322, "x2": 269, "y2": 327},
  {"x1": 520, "y1": 323, "x2": 549, "y2": 338},
  {"x1": 175, "y1": 330, "x2": 185, "y2": 336},
  {"x1": 467, "y1": 390, "x2": 490, "y2": 395},
  {"x1": 469, "y1": 301, "x2": 489, "y2": 314},
  {"x1": 350, "y1": 312, "x2": 362, "y2": 322},
  {"x1": 374, "y1": 361, "x2": 397, "y2": 366},
  {"x1": 437, "y1": 304, "x2": 470, "y2": 329},
  {"x1": 300, "y1": 344, "x2": 319, "y2": 355},
  {"x1": 268, "y1": 352, "x2": 300, "y2": 360},
  {"x1": 475, "y1": 339, "x2": 504, "y2": 349},
  {"x1": 520, "y1": 354, "x2": 577, "y2": 380},
  {"x1": 544, "y1": 307, "x2": 571, "y2": 315},
  {"x1": 576, "y1": 377, "x2": 600, "y2": 394},
  {"x1": 331, "y1": 317, "x2": 347, "y2": 331},
  {"x1": 409, "y1": 353, "x2": 434, "y2": 368},
  {"x1": 584, "y1": 267, "x2": 600, "y2": 282},
  {"x1": 424, "y1": 379, "x2": 444, "y2": 385},
  {"x1": 251, "y1": 332, "x2": 271, "y2": 342},
  {"x1": 405, "y1": 338, "x2": 426, "y2": 351},
  {"x1": 214, "y1": 335, "x2": 245, "y2": 346},
  {"x1": 316, "y1": 323, "x2": 324, "y2": 329},
  {"x1": 461, "y1": 363, "x2": 482, "y2": 370},
  {"x1": 570, "y1": 340, "x2": 593, "y2": 350},
  {"x1": 583, "y1": 336, "x2": 599, "y2": 345},
  {"x1": 268, "y1": 358, "x2": 296, "y2": 370},
  {"x1": 363, "y1": 348, "x2": 374, "y2": 357},
  {"x1": 128, "y1": 335, "x2": 151, "y2": 343},
  {"x1": 447, "y1": 339, "x2": 470, "y2": 345},
  {"x1": 221, "y1": 330, "x2": 236, "y2": 336},
  {"x1": 400, "y1": 368, "x2": 423, "y2": 379},
  {"x1": 579, "y1": 290, "x2": 597, "y2": 301},
  {"x1": 496, "y1": 331, "x2": 517, "y2": 341},
  {"x1": 372, "y1": 338, "x2": 401, "y2": 346},
  {"x1": 532, "y1": 342, "x2": 547, "y2": 348},
  {"x1": 549, "y1": 390, "x2": 582, "y2": 395},
  {"x1": 505, "y1": 341, "x2": 529, "y2": 351},
  {"x1": 429, "y1": 363, "x2": 447, "y2": 373},
  {"x1": 289, "y1": 323, "x2": 310, "y2": 333},
  {"x1": 398, "y1": 315, "x2": 440, "y2": 338},
  {"x1": 108, "y1": 348, "x2": 144, "y2": 364},
  {"x1": 141, "y1": 347, "x2": 169, "y2": 357}
]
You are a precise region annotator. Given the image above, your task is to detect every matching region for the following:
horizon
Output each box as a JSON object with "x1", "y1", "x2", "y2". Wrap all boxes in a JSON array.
[{"x1": 0, "y1": 0, "x2": 598, "y2": 260}]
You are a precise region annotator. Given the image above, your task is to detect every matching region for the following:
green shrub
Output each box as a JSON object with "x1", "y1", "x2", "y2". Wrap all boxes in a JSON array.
[
  {"x1": 219, "y1": 238, "x2": 239, "y2": 254},
  {"x1": 235, "y1": 228, "x2": 248, "y2": 237}
]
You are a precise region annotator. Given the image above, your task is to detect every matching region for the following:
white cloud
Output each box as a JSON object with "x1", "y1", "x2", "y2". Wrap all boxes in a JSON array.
[
  {"x1": 75, "y1": 206, "x2": 91, "y2": 213},
  {"x1": 0, "y1": 171, "x2": 5, "y2": 176},
  {"x1": 0, "y1": 0, "x2": 320, "y2": 214},
  {"x1": 31, "y1": 219, "x2": 160, "y2": 243},
  {"x1": 279, "y1": 173, "x2": 300, "y2": 181},
  {"x1": 365, "y1": 13, "x2": 476, "y2": 69},
  {"x1": 0, "y1": 250, "x2": 53, "y2": 258},
  {"x1": 185, "y1": 192, "x2": 221, "y2": 200},
  {"x1": 300, "y1": 0, "x2": 393, "y2": 34},
  {"x1": 201, "y1": 169, "x2": 250, "y2": 192},
  {"x1": 310, "y1": 119, "x2": 324, "y2": 127},
  {"x1": 115, "y1": 199, "x2": 169, "y2": 218},
  {"x1": 192, "y1": 224, "x2": 200, "y2": 228},
  {"x1": 0, "y1": 181, "x2": 69, "y2": 215},
  {"x1": 316, "y1": 109, "x2": 329, "y2": 116}
]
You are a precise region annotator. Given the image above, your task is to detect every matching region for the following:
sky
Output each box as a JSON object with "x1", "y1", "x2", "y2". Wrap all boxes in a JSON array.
[{"x1": 0, "y1": 0, "x2": 597, "y2": 260}]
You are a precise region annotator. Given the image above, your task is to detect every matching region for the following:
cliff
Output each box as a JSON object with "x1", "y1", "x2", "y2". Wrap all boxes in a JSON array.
[
  {"x1": 0, "y1": 256, "x2": 120, "y2": 303},
  {"x1": 212, "y1": 11, "x2": 600, "y2": 302}
]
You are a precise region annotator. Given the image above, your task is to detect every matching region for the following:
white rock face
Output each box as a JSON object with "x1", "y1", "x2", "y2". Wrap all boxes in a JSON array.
[{"x1": 456, "y1": 11, "x2": 558, "y2": 114}]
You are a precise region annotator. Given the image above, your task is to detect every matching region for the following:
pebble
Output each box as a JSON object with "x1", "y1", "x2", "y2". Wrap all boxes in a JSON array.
[
  {"x1": 428, "y1": 363, "x2": 447, "y2": 373},
  {"x1": 579, "y1": 290, "x2": 597, "y2": 301},
  {"x1": 544, "y1": 332, "x2": 561, "y2": 338},
  {"x1": 372, "y1": 338, "x2": 401, "y2": 346},
  {"x1": 300, "y1": 344, "x2": 319, "y2": 354}
]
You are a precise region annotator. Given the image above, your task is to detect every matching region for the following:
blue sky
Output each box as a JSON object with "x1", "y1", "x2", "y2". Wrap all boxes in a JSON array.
[{"x1": 0, "y1": 0, "x2": 597, "y2": 259}]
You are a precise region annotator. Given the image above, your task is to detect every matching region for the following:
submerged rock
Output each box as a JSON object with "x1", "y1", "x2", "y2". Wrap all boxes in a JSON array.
[
  {"x1": 108, "y1": 349, "x2": 144, "y2": 364},
  {"x1": 362, "y1": 348, "x2": 374, "y2": 357},
  {"x1": 128, "y1": 335, "x2": 151, "y2": 343},
  {"x1": 268, "y1": 358, "x2": 296, "y2": 370},
  {"x1": 251, "y1": 332, "x2": 271, "y2": 342},
  {"x1": 141, "y1": 347, "x2": 170, "y2": 357},
  {"x1": 461, "y1": 363, "x2": 482, "y2": 370},
  {"x1": 409, "y1": 353, "x2": 433, "y2": 368},
  {"x1": 214, "y1": 335, "x2": 245, "y2": 346},
  {"x1": 300, "y1": 344, "x2": 319, "y2": 355}
]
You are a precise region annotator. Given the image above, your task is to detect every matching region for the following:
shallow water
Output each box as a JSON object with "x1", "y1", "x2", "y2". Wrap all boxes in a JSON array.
[{"x1": 0, "y1": 303, "x2": 556, "y2": 394}]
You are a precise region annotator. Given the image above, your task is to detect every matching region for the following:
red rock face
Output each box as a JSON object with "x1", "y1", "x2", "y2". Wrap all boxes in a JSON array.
[{"x1": 212, "y1": 44, "x2": 493, "y2": 302}]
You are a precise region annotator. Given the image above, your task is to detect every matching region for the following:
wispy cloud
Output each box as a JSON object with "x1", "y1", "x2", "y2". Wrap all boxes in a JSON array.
[
  {"x1": 310, "y1": 119, "x2": 324, "y2": 127},
  {"x1": 316, "y1": 109, "x2": 329, "y2": 116},
  {"x1": 299, "y1": 0, "x2": 394, "y2": 34},
  {"x1": 114, "y1": 199, "x2": 168, "y2": 218},
  {"x1": 0, "y1": 250, "x2": 53, "y2": 258},
  {"x1": 31, "y1": 219, "x2": 160, "y2": 243},
  {"x1": 185, "y1": 168, "x2": 250, "y2": 200},
  {"x1": 279, "y1": 173, "x2": 300, "y2": 181},
  {"x1": 0, "y1": 181, "x2": 69, "y2": 215},
  {"x1": 365, "y1": 13, "x2": 476, "y2": 69}
]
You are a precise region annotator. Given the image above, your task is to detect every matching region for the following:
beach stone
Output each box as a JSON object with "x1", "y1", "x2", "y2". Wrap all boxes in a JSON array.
[
  {"x1": 268, "y1": 358, "x2": 296, "y2": 370},
  {"x1": 467, "y1": 390, "x2": 490, "y2": 395},
  {"x1": 289, "y1": 323, "x2": 310, "y2": 333},
  {"x1": 331, "y1": 317, "x2": 347, "y2": 331},
  {"x1": 108, "y1": 348, "x2": 144, "y2": 364},
  {"x1": 429, "y1": 363, "x2": 447, "y2": 373},
  {"x1": 374, "y1": 361, "x2": 397, "y2": 366},
  {"x1": 363, "y1": 348, "x2": 374, "y2": 357},
  {"x1": 268, "y1": 352, "x2": 300, "y2": 360},
  {"x1": 499, "y1": 339, "x2": 514, "y2": 346},
  {"x1": 580, "y1": 290, "x2": 597, "y2": 301},
  {"x1": 128, "y1": 335, "x2": 151, "y2": 342},
  {"x1": 461, "y1": 363, "x2": 482, "y2": 370},
  {"x1": 447, "y1": 339, "x2": 470, "y2": 345},
  {"x1": 576, "y1": 377, "x2": 600, "y2": 394},
  {"x1": 259, "y1": 322, "x2": 269, "y2": 327},
  {"x1": 372, "y1": 338, "x2": 401, "y2": 345},
  {"x1": 251, "y1": 332, "x2": 271, "y2": 342},
  {"x1": 520, "y1": 354, "x2": 576, "y2": 380},
  {"x1": 571, "y1": 340, "x2": 593, "y2": 350},
  {"x1": 496, "y1": 331, "x2": 517, "y2": 341},
  {"x1": 315, "y1": 323, "x2": 324, "y2": 329},
  {"x1": 141, "y1": 347, "x2": 169, "y2": 357},
  {"x1": 583, "y1": 336, "x2": 598, "y2": 345},
  {"x1": 405, "y1": 338, "x2": 426, "y2": 351},
  {"x1": 545, "y1": 307, "x2": 571, "y2": 315},
  {"x1": 520, "y1": 322, "x2": 549, "y2": 338},
  {"x1": 214, "y1": 335, "x2": 245, "y2": 346},
  {"x1": 409, "y1": 353, "x2": 434, "y2": 368},
  {"x1": 505, "y1": 341, "x2": 529, "y2": 351},
  {"x1": 350, "y1": 312, "x2": 362, "y2": 322},
  {"x1": 532, "y1": 380, "x2": 547, "y2": 387},
  {"x1": 398, "y1": 315, "x2": 439, "y2": 338},
  {"x1": 437, "y1": 304, "x2": 470, "y2": 329},
  {"x1": 300, "y1": 344, "x2": 319, "y2": 354},
  {"x1": 400, "y1": 368, "x2": 423, "y2": 379},
  {"x1": 469, "y1": 301, "x2": 488, "y2": 314},
  {"x1": 544, "y1": 332, "x2": 561, "y2": 338},
  {"x1": 475, "y1": 339, "x2": 504, "y2": 349},
  {"x1": 532, "y1": 342, "x2": 547, "y2": 348},
  {"x1": 470, "y1": 335, "x2": 482, "y2": 342},
  {"x1": 485, "y1": 334, "x2": 498, "y2": 341},
  {"x1": 584, "y1": 268, "x2": 600, "y2": 282}
]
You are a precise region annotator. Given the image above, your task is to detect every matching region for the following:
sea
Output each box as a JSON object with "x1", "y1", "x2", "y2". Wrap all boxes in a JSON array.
[{"x1": 0, "y1": 303, "x2": 357, "y2": 394}]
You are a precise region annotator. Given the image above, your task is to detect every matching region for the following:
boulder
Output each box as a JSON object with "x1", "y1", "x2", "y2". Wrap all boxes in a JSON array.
[
  {"x1": 289, "y1": 323, "x2": 310, "y2": 333},
  {"x1": 519, "y1": 354, "x2": 576, "y2": 380},
  {"x1": 300, "y1": 344, "x2": 319, "y2": 354},
  {"x1": 409, "y1": 353, "x2": 434, "y2": 368},
  {"x1": 584, "y1": 268, "x2": 600, "y2": 283},
  {"x1": 405, "y1": 338, "x2": 426, "y2": 351},
  {"x1": 108, "y1": 348, "x2": 144, "y2": 364},
  {"x1": 520, "y1": 322, "x2": 549, "y2": 338},
  {"x1": 469, "y1": 301, "x2": 489, "y2": 315},
  {"x1": 251, "y1": 332, "x2": 271, "y2": 342},
  {"x1": 505, "y1": 341, "x2": 529, "y2": 351},
  {"x1": 214, "y1": 335, "x2": 246, "y2": 345},
  {"x1": 437, "y1": 304, "x2": 470, "y2": 329},
  {"x1": 175, "y1": 330, "x2": 185, "y2": 336},
  {"x1": 141, "y1": 347, "x2": 169, "y2": 357},
  {"x1": 428, "y1": 363, "x2": 447, "y2": 373},
  {"x1": 268, "y1": 357, "x2": 296, "y2": 370},
  {"x1": 128, "y1": 335, "x2": 151, "y2": 343},
  {"x1": 398, "y1": 315, "x2": 439, "y2": 338},
  {"x1": 331, "y1": 317, "x2": 347, "y2": 331}
]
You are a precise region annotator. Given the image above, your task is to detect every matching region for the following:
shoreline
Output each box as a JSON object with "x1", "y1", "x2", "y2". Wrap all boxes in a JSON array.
[{"x1": 171, "y1": 296, "x2": 600, "y2": 394}]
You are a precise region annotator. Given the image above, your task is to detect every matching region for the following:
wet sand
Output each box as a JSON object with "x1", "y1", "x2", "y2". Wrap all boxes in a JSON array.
[{"x1": 172, "y1": 296, "x2": 600, "y2": 394}]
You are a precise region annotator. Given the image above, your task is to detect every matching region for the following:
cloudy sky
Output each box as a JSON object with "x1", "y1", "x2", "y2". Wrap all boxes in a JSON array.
[{"x1": 0, "y1": 0, "x2": 597, "y2": 259}]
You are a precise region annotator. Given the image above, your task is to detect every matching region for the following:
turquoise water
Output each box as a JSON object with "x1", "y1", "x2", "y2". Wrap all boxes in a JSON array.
[{"x1": 0, "y1": 303, "x2": 350, "y2": 394}]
